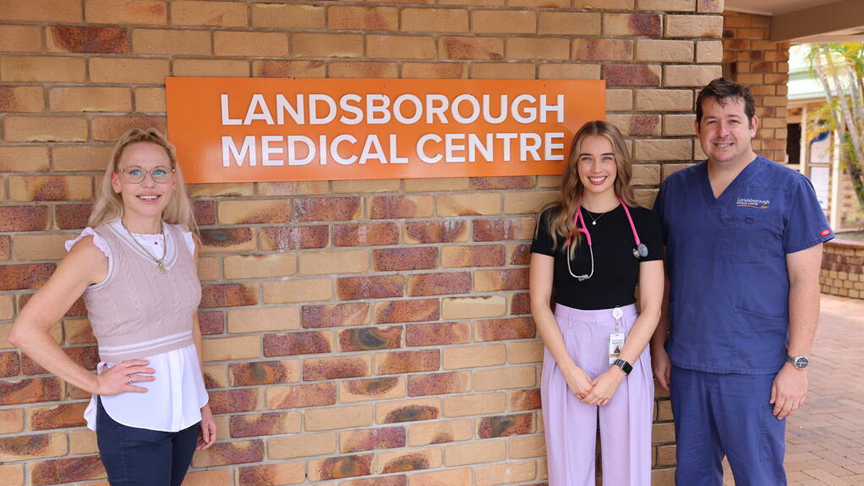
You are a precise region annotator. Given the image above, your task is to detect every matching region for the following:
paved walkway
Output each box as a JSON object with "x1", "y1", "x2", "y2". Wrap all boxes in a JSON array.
[{"x1": 722, "y1": 294, "x2": 864, "y2": 485}]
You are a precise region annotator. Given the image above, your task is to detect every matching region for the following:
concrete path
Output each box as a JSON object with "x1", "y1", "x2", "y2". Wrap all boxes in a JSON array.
[{"x1": 722, "y1": 294, "x2": 864, "y2": 485}]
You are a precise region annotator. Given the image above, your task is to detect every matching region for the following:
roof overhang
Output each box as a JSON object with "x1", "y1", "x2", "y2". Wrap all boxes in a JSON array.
[{"x1": 725, "y1": 0, "x2": 864, "y2": 44}]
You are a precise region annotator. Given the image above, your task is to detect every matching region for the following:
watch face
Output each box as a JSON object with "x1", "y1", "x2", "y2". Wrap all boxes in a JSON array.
[{"x1": 794, "y1": 356, "x2": 809, "y2": 369}]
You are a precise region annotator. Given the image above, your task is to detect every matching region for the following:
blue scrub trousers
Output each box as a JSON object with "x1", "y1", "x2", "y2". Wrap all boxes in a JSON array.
[
  {"x1": 671, "y1": 367, "x2": 786, "y2": 486},
  {"x1": 96, "y1": 397, "x2": 199, "y2": 486}
]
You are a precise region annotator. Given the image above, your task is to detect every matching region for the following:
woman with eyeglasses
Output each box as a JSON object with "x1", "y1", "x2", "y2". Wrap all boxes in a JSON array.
[
  {"x1": 529, "y1": 121, "x2": 664, "y2": 485},
  {"x1": 9, "y1": 129, "x2": 216, "y2": 485}
]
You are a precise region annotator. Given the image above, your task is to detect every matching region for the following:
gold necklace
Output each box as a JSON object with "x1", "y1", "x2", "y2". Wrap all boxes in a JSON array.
[{"x1": 120, "y1": 220, "x2": 167, "y2": 274}]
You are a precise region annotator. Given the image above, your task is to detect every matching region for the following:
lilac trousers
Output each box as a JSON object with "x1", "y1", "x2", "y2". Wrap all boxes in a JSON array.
[{"x1": 541, "y1": 303, "x2": 654, "y2": 486}]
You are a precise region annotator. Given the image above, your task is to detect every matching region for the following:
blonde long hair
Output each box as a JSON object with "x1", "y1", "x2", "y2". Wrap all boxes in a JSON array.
[
  {"x1": 89, "y1": 128, "x2": 197, "y2": 233},
  {"x1": 542, "y1": 120, "x2": 637, "y2": 259}
]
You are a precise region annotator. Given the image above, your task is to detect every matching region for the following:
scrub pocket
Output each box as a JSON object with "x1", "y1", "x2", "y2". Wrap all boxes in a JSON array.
[{"x1": 722, "y1": 213, "x2": 774, "y2": 264}]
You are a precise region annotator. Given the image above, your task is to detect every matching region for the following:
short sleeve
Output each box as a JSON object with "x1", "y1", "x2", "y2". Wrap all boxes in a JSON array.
[
  {"x1": 179, "y1": 228, "x2": 196, "y2": 255},
  {"x1": 530, "y1": 207, "x2": 559, "y2": 257},
  {"x1": 65, "y1": 227, "x2": 111, "y2": 258},
  {"x1": 783, "y1": 176, "x2": 834, "y2": 253},
  {"x1": 636, "y1": 208, "x2": 664, "y2": 262}
]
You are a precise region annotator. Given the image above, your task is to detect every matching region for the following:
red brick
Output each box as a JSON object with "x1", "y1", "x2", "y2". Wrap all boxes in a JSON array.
[
  {"x1": 509, "y1": 389, "x2": 541, "y2": 411},
  {"x1": 375, "y1": 299, "x2": 440, "y2": 324},
  {"x1": 472, "y1": 218, "x2": 535, "y2": 242},
  {"x1": 373, "y1": 247, "x2": 438, "y2": 271},
  {"x1": 573, "y1": 39, "x2": 634, "y2": 61},
  {"x1": 407, "y1": 272, "x2": 471, "y2": 297},
  {"x1": 369, "y1": 196, "x2": 428, "y2": 219},
  {"x1": 294, "y1": 197, "x2": 361, "y2": 222},
  {"x1": 382, "y1": 403, "x2": 439, "y2": 424},
  {"x1": 304, "y1": 356, "x2": 369, "y2": 381},
  {"x1": 28, "y1": 403, "x2": 88, "y2": 430},
  {"x1": 267, "y1": 383, "x2": 336, "y2": 409},
  {"x1": 193, "y1": 201, "x2": 216, "y2": 225},
  {"x1": 264, "y1": 331, "x2": 332, "y2": 357},
  {"x1": 603, "y1": 64, "x2": 661, "y2": 87},
  {"x1": 406, "y1": 322, "x2": 470, "y2": 346},
  {"x1": 339, "y1": 326, "x2": 402, "y2": 352},
  {"x1": 0, "y1": 264, "x2": 55, "y2": 291},
  {"x1": 408, "y1": 372, "x2": 470, "y2": 396},
  {"x1": 0, "y1": 86, "x2": 45, "y2": 113},
  {"x1": 260, "y1": 225, "x2": 328, "y2": 250},
  {"x1": 442, "y1": 245, "x2": 505, "y2": 268},
  {"x1": 237, "y1": 463, "x2": 304, "y2": 486},
  {"x1": 475, "y1": 317, "x2": 536, "y2": 341},
  {"x1": 475, "y1": 269, "x2": 530, "y2": 291},
  {"x1": 376, "y1": 350, "x2": 440, "y2": 374},
  {"x1": 23, "y1": 346, "x2": 98, "y2": 375},
  {"x1": 191, "y1": 440, "x2": 264, "y2": 467},
  {"x1": 208, "y1": 388, "x2": 258, "y2": 415},
  {"x1": 380, "y1": 452, "x2": 436, "y2": 473},
  {"x1": 341, "y1": 376, "x2": 402, "y2": 401},
  {"x1": 200, "y1": 283, "x2": 257, "y2": 308},
  {"x1": 0, "y1": 236, "x2": 9, "y2": 261},
  {"x1": 341, "y1": 426, "x2": 406, "y2": 453},
  {"x1": 477, "y1": 413, "x2": 534, "y2": 438},
  {"x1": 510, "y1": 244, "x2": 531, "y2": 267},
  {"x1": 230, "y1": 361, "x2": 293, "y2": 387},
  {"x1": 198, "y1": 310, "x2": 224, "y2": 335},
  {"x1": 334, "y1": 222, "x2": 400, "y2": 246},
  {"x1": 439, "y1": 36, "x2": 504, "y2": 60},
  {"x1": 92, "y1": 116, "x2": 166, "y2": 141},
  {"x1": 313, "y1": 454, "x2": 372, "y2": 480},
  {"x1": 328, "y1": 6, "x2": 398, "y2": 31},
  {"x1": 302, "y1": 303, "x2": 370, "y2": 328},
  {"x1": 405, "y1": 221, "x2": 468, "y2": 244},
  {"x1": 0, "y1": 206, "x2": 50, "y2": 232},
  {"x1": 337, "y1": 276, "x2": 404, "y2": 301},
  {"x1": 510, "y1": 293, "x2": 532, "y2": 315},
  {"x1": 54, "y1": 204, "x2": 93, "y2": 229},
  {"x1": 470, "y1": 176, "x2": 534, "y2": 190},
  {"x1": 606, "y1": 13, "x2": 662, "y2": 36},
  {"x1": 49, "y1": 26, "x2": 129, "y2": 54},
  {"x1": 200, "y1": 229, "x2": 255, "y2": 254},
  {"x1": 10, "y1": 175, "x2": 93, "y2": 202},
  {"x1": 0, "y1": 351, "x2": 20, "y2": 377},
  {"x1": 30, "y1": 456, "x2": 105, "y2": 486}
]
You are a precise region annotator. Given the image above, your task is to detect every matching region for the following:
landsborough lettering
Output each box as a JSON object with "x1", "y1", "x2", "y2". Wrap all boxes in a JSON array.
[{"x1": 219, "y1": 93, "x2": 567, "y2": 167}]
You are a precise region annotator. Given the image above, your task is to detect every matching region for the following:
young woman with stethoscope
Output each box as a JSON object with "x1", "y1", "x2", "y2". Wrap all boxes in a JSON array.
[{"x1": 530, "y1": 120, "x2": 665, "y2": 486}]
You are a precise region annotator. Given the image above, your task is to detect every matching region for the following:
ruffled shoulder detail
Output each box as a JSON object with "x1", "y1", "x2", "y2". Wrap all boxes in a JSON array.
[{"x1": 65, "y1": 227, "x2": 110, "y2": 258}]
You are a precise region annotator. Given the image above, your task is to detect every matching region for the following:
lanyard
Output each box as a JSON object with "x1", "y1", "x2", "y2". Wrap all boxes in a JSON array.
[{"x1": 565, "y1": 197, "x2": 648, "y2": 281}]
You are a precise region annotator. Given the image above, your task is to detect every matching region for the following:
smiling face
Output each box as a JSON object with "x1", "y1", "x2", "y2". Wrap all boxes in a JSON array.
[
  {"x1": 110, "y1": 142, "x2": 176, "y2": 222},
  {"x1": 576, "y1": 135, "x2": 618, "y2": 199},
  {"x1": 697, "y1": 96, "x2": 759, "y2": 169}
]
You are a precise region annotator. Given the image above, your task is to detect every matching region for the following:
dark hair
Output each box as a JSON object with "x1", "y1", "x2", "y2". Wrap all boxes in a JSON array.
[{"x1": 696, "y1": 77, "x2": 756, "y2": 127}]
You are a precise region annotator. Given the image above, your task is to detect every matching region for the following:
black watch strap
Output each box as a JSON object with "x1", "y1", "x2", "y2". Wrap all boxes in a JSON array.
[{"x1": 613, "y1": 359, "x2": 633, "y2": 376}]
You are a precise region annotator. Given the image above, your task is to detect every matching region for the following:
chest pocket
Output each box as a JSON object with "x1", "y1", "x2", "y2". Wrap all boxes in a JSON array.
[{"x1": 721, "y1": 211, "x2": 782, "y2": 264}]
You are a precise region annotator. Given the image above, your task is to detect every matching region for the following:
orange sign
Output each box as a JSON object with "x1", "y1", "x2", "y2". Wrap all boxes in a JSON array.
[{"x1": 166, "y1": 78, "x2": 605, "y2": 183}]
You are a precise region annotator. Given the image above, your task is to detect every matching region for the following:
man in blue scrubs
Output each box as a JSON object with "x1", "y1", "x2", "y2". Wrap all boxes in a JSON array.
[{"x1": 651, "y1": 78, "x2": 833, "y2": 485}]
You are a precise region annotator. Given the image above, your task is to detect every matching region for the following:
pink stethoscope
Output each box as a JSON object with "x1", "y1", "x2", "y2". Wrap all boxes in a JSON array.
[{"x1": 565, "y1": 197, "x2": 648, "y2": 281}]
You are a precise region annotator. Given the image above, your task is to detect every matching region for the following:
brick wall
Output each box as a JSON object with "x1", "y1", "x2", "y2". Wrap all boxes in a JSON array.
[
  {"x1": 721, "y1": 10, "x2": 790, "y2": 164},
  {"x1": 837, "y1": 168, "x2": 864, "y2": 230},
  {"x1": 0, "y1": 1, "x2": 725, "y2": 484},
  {"x1": 821, "y1": 239, "x2": 864, "y2": 299}
]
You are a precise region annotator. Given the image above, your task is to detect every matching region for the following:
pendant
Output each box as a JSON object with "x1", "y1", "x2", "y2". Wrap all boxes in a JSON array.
[
  {"x1": 157, "y1": 263, "x2": 166, "y2": 274},
  {"x1": 592, "y1": 221, "x2": 596, "y2": 225}
]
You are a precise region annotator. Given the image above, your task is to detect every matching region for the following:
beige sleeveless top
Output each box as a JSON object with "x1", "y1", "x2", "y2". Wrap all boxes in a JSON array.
[{"x1": 83, "y1": 222, "x2": 202, "y2": 363}]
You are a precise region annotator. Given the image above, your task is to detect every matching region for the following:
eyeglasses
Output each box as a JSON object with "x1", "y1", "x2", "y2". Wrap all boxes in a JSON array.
[{"x1": 116, "y1": 166, "x2": 175, "y2": 184}]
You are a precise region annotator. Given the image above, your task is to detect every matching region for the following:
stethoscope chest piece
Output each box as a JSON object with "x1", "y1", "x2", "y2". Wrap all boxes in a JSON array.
[{"x1": 632, "y1": 243, "x2": 648, "y2": 259}]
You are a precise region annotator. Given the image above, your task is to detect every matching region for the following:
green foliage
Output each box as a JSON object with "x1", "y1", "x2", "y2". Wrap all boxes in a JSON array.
[{"x1": 806, "y1": 43, "x2": 864, "y2": 211}]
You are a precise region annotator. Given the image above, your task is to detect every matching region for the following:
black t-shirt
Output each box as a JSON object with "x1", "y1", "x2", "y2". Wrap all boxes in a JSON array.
[{"x1": 531, "y1": 204, "x2": 664, "y2": 310}]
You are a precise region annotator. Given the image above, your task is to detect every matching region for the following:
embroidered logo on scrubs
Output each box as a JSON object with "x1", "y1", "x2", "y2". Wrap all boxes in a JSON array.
[
  {"x1": 735, "y1": 197, "x2": 770, "y2": 209},
  {"x1": 820, "y1": 228, "x2": 832, "y2": 237}
]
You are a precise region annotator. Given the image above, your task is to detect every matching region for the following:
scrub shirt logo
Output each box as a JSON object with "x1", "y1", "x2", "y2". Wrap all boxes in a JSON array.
[{"x1": 736, "y1": 197, "x2": 770, "y2": 209}]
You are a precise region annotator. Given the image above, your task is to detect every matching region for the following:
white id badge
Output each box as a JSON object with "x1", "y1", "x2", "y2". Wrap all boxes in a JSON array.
[{"x1": 608, "y1": 333, "x2": 625, "y2": 365}]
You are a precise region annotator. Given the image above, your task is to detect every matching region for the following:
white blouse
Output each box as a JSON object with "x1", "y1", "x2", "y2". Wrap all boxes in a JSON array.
[{"x1": 67, "y1": 220, "x2": 209, "y2": 432}]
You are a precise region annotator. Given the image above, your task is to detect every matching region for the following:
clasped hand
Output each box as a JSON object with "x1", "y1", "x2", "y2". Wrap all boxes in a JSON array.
[
  {"x1": 94, "y1": 359, "x2": 155, "y2": 395},
  {"x1": 563, "y1": 365, "x2": 625, "y2": 406}
]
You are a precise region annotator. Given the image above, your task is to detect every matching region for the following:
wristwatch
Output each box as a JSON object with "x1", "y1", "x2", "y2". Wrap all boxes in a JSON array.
[
  {"x1": 785, "y1": 355, "x2": 809, "y2": 370},
  {"x1": 612, "y1": 359, "x2": 633, "y2": 376}
]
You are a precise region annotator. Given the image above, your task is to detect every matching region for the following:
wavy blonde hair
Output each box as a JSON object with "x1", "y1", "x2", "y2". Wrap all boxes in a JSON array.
[
  {"x1": 89, "y1": 128, "x2": 197, "y2": 233},
  {"x1": 541, "y1": 120, "x2": 636, "y2": 259}
]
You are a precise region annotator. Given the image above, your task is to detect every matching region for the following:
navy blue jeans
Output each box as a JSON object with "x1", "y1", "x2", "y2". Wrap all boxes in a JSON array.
[{"x1": 96, "y1": 397, "x2": 199, "y2": 486}]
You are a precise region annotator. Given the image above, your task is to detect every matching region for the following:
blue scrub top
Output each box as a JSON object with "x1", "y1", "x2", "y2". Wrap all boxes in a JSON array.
[{"x1": 654, "y1": 156, "x2": 833, "y2": 374}]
